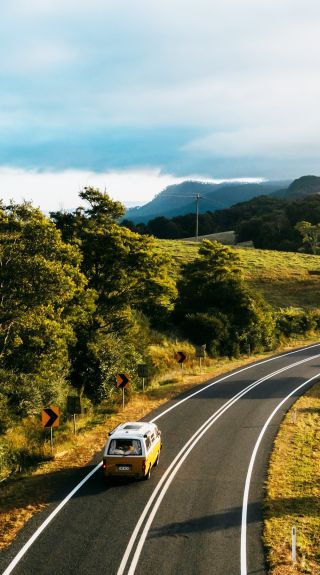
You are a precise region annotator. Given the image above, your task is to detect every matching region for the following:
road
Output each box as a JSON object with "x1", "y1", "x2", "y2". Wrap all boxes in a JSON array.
[{"x1": 1, "y1": 343, "x2": 320, "y2": 575}]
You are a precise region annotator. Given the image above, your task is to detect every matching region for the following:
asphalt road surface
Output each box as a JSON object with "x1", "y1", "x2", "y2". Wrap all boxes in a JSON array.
[{"x1": 2, "y1": 343, "x2": 320, "y2": 575}]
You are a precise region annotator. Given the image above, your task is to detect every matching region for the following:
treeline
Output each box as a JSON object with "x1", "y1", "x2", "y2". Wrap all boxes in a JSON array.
[
  {"x1": 0, "y1": 189, "x2": 176, "y2": 429},
  {"x1": 123, "y1": 194, "x2": 320, "y2": 251},
  {"x1": 1, "y1": 188, "x2": 320, "y2": 476}
]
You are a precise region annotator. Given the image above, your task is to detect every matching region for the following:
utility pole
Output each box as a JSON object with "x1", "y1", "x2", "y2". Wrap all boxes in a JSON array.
[{"x1": 195, "y1": 194, "x2": 200, "y2": 240}]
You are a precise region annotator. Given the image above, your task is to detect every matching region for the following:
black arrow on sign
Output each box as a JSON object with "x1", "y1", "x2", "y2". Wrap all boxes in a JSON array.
[
  {"x1": 176, "y1": 351, "x2": 186, "y2": 363},
  {"x1": 43, "y1": 408, "x2": 59, "y2": 427},
  {"x1": 116, "y1": 373, "x2": 129, "y2": 389}
]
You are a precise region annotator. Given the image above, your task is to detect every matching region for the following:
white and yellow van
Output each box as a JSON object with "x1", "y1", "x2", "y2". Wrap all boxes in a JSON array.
[{"x1": 102, "y1": 421, "x2": 162, "y2": 480}]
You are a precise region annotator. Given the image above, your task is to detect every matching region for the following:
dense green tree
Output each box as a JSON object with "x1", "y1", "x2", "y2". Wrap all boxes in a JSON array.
[
  {"x1": 52, "y1": 188, "x2": 176, "y2": 322},
  {"x1": 174, "y1": 240, "x2": 275, "y2": 355},
  {"x1": 124, "y1": 194, "x2": 320, "y2": 251},
  {"x1": 147, "y1": 216, "x2": 182, "y2": 239},
  {"x1": 295, "y1": 220, "x2": 320, "y2": 254},
  {"x1": 51, "y1": 188, "x2": 177, "y2": 400},
  {"x1": 0, "y1": 201, "x2": 94, "y2": 422}
]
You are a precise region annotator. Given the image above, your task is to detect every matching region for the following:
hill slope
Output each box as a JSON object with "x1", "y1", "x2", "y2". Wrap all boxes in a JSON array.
[
  {"x1": 158, "y1": 239, "x2": 320, "y2": 310},
  {"x1": 273, "y1": 175, "x2": 320, "y2": 200},
  {"x1": 125, "y1": 180, "x2": 290, "y2": 223}
]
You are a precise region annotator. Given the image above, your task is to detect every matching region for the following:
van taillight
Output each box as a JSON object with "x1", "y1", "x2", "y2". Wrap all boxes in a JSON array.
[
  {"x1": 103, "y1": 458, "x2": 107, "y2": 469},
  {"x1": 142, "y1": 460, "x2": 146, "y2": 473}
]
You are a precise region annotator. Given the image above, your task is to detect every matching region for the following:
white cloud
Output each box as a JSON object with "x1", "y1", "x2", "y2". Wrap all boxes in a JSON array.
[
  {"x1": 0, "y1": 167, "x2": 184, "y2": 211},
  {"x1": 1, "y1": 0, "x2": 320, "y2": 176},
  {"x1": 0, "y1": 167, "x2": 266, "y2": 213}
]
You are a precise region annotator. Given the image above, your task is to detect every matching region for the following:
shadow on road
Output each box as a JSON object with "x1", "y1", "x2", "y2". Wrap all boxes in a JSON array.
[{"x1": 148, "y1": 495, "x2": 319, "y2": 539}]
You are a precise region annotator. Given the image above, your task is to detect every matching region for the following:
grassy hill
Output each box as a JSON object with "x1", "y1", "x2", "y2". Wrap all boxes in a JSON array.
[{"x1": 158, "y1": 239, "x2": 320, "y2": 309}]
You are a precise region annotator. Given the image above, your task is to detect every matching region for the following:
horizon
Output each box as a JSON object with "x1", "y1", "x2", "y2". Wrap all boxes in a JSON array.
[
  {"x1": 0, "y1": 172, "x2": 291, "y2": 213},
  {"x1": 1, "y1": 2, "x2": 320, "y2": 211}
]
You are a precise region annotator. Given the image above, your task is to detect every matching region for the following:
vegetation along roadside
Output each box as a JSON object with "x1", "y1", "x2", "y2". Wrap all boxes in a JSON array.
[
  {"x1": 0, "y1": 338, "x2": 318, "y2": 554},
  {"x1": 0, "y1": 352, "x2": 267, "y2": 550},
  {"x1": 264, "y1": 382, "x2": 320, "y2": 575}
]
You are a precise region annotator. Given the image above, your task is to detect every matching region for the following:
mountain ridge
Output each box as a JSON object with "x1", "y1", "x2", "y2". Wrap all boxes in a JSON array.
[{"x1": 124, "y1": 179, "x2": 292, "y2": 223}]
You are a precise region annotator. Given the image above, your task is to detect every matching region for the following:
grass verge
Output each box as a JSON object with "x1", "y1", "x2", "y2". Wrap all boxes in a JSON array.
[{"x1": 264, "y1": 383, "x2": 320, "y2": 575}]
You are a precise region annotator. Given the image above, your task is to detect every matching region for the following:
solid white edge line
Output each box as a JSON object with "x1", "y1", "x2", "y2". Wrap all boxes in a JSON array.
[
  {"x1": 240, "y1": 372, "x2": 320, "y2": 575},
  {"x1": 2, "y1": 342, "x2": 320, "y2": 575},
  {"x1": 117, "y1": 352, "x2": 320, "y2": 575},
  {"x1": 117, "y1": 369, "x2": 278, "y2": 575},
  {"x1": 1, "y1": 462, "x2": 102, "y2": 575}
]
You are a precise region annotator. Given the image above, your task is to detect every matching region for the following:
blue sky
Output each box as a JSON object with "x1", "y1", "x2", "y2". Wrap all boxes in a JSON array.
[{"x1": 1, "y1": 0, "x2": 320, "y2": 210}]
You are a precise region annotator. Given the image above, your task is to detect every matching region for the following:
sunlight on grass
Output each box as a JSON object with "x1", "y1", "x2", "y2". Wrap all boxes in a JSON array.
[
  {"x1": 264, "y1": 383, "x2": 320, "y2": 575},
  {"x1": 158, "y1": 239, "x2": 320, "y2": 309}
]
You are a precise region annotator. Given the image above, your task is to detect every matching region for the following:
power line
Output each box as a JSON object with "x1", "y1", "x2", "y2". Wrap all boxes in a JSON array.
[
  {"x1": 160, "y1": 193, "x2": 205, "y2": 240},
  {"x1": 156, "y1": 192, "x2": 226, "y2": 239}
]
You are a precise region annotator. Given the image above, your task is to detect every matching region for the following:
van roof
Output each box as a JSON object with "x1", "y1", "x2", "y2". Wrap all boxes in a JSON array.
[{"x1": 108, "y1": 421, "x2": 156, "y2": 439}]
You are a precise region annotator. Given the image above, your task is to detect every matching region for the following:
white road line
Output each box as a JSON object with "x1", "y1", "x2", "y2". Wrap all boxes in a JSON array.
[
  {"x1": 150, "y1": 343, "x2": 320, "y2": 423},
  {"x1": 117, "y1": 352, "x2": 320, "y2": 575},
  {"x1": 2, "y1": 343, "x2": 319, "y2": 575},
  {"x1": 1, "y1": 462, "x2": 102, "y2": 575},
  {"x1": 240, "y1": 371, "x2": 320, "y2": 575}
]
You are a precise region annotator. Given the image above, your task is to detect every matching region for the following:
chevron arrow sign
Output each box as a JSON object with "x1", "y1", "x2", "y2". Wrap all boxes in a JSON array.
[
  {"x1": 175, "y1": 351, "x2": 186, "y2": 364},
  {"x1": 41, "y1": 406, "x2": 60, "y2": 428},
  {"x1": 115, "y1": 373, "x2": 130, "y2": 389}
]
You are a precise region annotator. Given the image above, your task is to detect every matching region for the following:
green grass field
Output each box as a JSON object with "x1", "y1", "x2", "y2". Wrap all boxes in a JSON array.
[
  {"x1": 158, "y1": 239, "x2": 320, "y2": 309},
  {"x1": 264, "y1": 383, "x2": 320, "y2": 574}
]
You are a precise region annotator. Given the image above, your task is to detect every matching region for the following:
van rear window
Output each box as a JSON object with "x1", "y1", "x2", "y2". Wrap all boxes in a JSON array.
[{"x1": 108, "y1": 439, "x2": 142, "y2": 455}]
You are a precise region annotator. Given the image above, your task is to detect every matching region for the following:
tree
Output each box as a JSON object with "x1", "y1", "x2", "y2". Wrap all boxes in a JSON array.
[
  {"x1": 295, "y1": 221, "x2": 320, "y2": 254},
  {"x1": 51, "y1": 188, "x2": 177, "y2": 400},
  {"x1": 52, "y1": 188, "x2": 176, "y2": 322},
  {"x1": 0, "y1": 201, "x2": 93, "y2": 421},
  {"x1": 174, "y1": 240, "x2": 275, "y2": 355}
]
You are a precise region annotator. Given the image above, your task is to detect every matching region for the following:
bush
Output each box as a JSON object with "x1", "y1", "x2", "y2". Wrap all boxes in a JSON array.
[
  {"x1": 181, "y1": 312, "x2": 230, "y2": 356},
  {"x1": 174, "y1": 240, "x2": 277, "y2": 358},
  {"x1": 148, "y1": 337, "x2": 196, "y2": 372},
  {"x1": 276, "y1": 308, "x2": 318, "y2": 338},
  {"x1": 0, "y1": 417, "x2": 50, "y2": 479}
]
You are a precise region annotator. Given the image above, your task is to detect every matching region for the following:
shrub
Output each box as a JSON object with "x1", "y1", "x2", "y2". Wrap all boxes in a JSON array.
[{"x1": 276, "y1": 308, "x2": 318, "y2": 338}]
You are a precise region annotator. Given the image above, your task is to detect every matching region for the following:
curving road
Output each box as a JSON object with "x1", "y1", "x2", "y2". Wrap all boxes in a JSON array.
[{"x1": 1, "y1": 343, "x2": 320, "y2": 575}]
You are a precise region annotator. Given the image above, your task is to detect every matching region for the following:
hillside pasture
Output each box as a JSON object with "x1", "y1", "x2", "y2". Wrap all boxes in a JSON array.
[{"x1": 158, "y1": 239, "x2": 320, "y2": 309}]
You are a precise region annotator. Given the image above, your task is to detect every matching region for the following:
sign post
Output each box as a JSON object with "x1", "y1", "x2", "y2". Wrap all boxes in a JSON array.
[
  {"x1": 175, "y1": 351, "x2": 186, "y2": 378},
  {"x1": 138, "y1": 364, "x2": 148, "y2": 393},
  {"x1": 67, "y1": 396, "x2": 81, "y2": 434},
  {"x1": 41, "y1": 406, "x2": 60, "y2": 452},
  {"x1": 196, "y1": 345, "x2": 206, "y2": 371},
  {"x1": 115, "y1": 373, "x2": 130, "y2": 409},
  {"x1": 292, "y1": 526, "x2": 297, "y2": 563}
]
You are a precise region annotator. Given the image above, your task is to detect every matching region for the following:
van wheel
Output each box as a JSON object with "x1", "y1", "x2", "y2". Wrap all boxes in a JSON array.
[
  {"x1": 144, "y1": 466, "x2": 151, "y2": 480},
  {"x1": 154, "y1": 453, "x2": 160, "y2": 467}
]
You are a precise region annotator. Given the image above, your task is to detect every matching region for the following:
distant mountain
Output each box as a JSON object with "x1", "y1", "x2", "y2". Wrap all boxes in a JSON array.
[
  {"x1": 123, "y1": 175, "x2": 320, "y2": 250},
  {"x1": 123, "y1": 200, "x2": 145, "y2": 208},
  {"x1": 273, "y1": 175, "x2": 320, "y2": 200},
  {"x1": 124, "y1": 180, "x2": 291, "y2": 223}
]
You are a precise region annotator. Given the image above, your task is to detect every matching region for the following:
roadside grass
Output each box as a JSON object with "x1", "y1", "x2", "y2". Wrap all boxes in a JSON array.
[
  {"x1": 158, "y1": 240, "x2": 320, "y2": 309},
  {"x1": 180, "y1": 230, "x2": 237, "y2": 244},
  {"x1": 1, "y1": 336, "x2": 320, "y2": 554},
  {"x1": 264, "y1": 383, "x2": 320, "y2": 575}
]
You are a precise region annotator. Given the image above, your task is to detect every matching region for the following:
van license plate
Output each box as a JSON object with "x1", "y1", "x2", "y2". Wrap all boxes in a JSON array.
[{"x1": 118, "y1": 465, "x2": 130, "y2": 471}]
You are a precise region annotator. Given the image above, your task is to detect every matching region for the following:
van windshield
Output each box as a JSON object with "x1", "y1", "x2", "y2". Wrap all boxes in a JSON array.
[{"x1": 108, "y1": 438, "x2": 142, "y2": 455}]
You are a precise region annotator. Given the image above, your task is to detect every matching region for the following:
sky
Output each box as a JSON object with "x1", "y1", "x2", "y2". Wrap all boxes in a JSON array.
[{"x1": 1, "y1": 0, "x2": 320, "y2": 211}]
